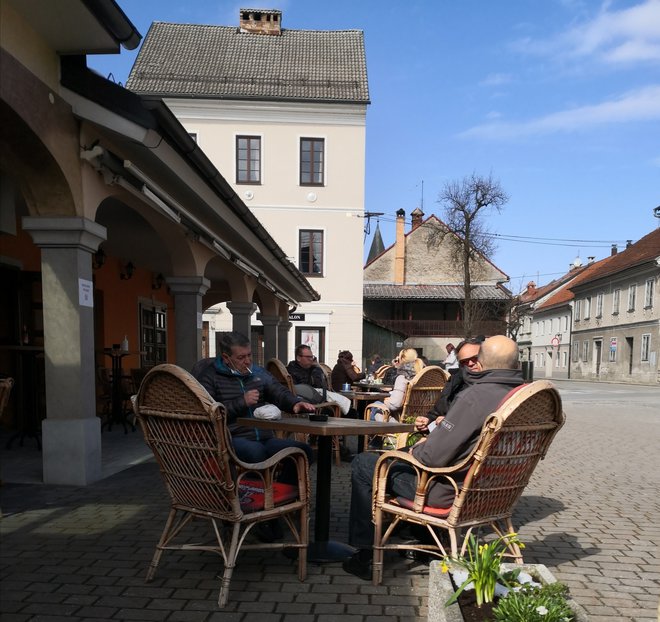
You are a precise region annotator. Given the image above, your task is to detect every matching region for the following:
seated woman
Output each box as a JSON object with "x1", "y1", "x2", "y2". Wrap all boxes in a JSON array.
[
  {"x1": 331, "y1": 350, "x2": 365, "y2": 391},
  {"x1": 367, "y1": 348, "x2": 425, "y2": 422}
]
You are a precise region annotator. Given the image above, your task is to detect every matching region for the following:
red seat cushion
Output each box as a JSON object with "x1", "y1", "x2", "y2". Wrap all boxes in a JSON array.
[
  {"x1": 238, "y1": 478, "x2": 299, "y2": 512},
  {"x1": 394, "y1": 496, "x2": 452, "y2": 518}
]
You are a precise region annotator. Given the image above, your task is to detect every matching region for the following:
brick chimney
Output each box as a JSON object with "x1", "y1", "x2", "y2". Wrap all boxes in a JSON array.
[
  {"x1": 410, "y1": 207, "x2": 424, "y2": 230},
  {"x1": 611, "y1": 244, "x2": 618, "y2": 256},
  {"x1": 394, "y1": 209, "x2": 406, "y2": 285},
  {"x1": 239, "y1": 9, "x2": 282, "y2": 35},
  {"x1": 626, "y1": 239, "x2": 633, "y2": 249}
]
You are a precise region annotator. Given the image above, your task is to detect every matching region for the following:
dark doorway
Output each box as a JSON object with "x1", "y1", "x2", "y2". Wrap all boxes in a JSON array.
[
  {"x1": 626, "y1": 337, "x2": 633, "y2": 375},
  {"x1": 594, "y1": 340, "x2": 602, "y2": 377}
]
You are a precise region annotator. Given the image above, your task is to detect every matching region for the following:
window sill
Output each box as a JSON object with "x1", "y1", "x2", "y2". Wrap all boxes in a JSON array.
[{"x1": 236, "y1": 181, "x2": 261, "y2": 186}]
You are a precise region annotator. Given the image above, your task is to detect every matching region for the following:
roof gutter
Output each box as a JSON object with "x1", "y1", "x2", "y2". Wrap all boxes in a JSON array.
[{"x1": 81, "y1": 0, "x2": 141, "y2": 50}]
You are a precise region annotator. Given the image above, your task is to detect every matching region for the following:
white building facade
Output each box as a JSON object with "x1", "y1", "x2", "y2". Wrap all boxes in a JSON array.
[{"x1": 128, "y1": 10, "x2": 369, "y2": 365}]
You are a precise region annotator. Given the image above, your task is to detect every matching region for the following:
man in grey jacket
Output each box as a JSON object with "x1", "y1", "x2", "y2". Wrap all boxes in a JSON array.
[{"x1": 342, "y1": 335, "x2": 523, "y2": 580}]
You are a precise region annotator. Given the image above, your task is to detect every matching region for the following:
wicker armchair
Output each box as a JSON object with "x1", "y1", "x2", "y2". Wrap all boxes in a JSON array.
[
  {"x1": 371, "y1": 379, "x2": 565, "y2": 585},
  {"x1": 265, "y1": 358, "x2": 343, "y2": 465},
  {"x1": 319, "y1": 363, "x2": 333, "y2": 386},
  {"x1": 373, "y1": 364, "x2": 393, "y2": 380},
  {"x1": 133, "y1": 364, "x2": 310, "y2": 607},
  {"x1": 364, "y1": 365, "x2": 449, "y2": 450}
]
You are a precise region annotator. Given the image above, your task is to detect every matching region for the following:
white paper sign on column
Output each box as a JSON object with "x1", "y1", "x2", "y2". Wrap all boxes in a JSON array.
[{"x1": 79, "y1": 278, "x2": 94, "y2": 307}]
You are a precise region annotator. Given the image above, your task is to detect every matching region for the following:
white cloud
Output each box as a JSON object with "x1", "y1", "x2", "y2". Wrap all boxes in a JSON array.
[
  {"x1": 568, "y1": 0, "x2": 660, "y2": 63},
  {"x1": 460, "y1": 84, "x2": 660, "y2": 139},
  {"x1": 513, "y1": 0, "x2": 660, "y2": 65},
  {"x1": 480, "y1": 73, "x2": 513, "y2": 86}
]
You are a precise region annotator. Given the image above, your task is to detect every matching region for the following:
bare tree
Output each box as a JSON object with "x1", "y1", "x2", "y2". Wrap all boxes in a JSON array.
[{"x1": 429, "y1": 172, "x2": 509, "y2": 337}]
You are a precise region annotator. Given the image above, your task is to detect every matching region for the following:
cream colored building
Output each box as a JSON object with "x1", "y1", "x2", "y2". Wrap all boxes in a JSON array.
[{"x1": 127, "y1": 10, "x2": 369, "y2": 365}]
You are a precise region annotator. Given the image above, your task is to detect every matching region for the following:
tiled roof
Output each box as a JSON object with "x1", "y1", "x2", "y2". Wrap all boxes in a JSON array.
[
  {"x1": 127, "y1": 22, "x2": 369, "y2": 103},
  {"x1": 537, "y1": 256, "x2": 616, "y2": 310},
  {"x1": 573, "y1": 228, "x2": 660, "y2": 285},
  {"x1": 364, "y1": 284, "x2": 509, "y2": 300},
  {"x1": 538, "y1": 229, "x2": 660, "y2": 311},
  {"x1": 517, "y1": 268, "x2": 586, "y2": 304}
]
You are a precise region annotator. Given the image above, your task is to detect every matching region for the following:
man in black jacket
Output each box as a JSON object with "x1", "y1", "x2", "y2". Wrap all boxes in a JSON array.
[
  {"x1": 287, "y1": 344, "x2": 326, "y2": 388},
  {"x1": 342, "y1": 335, "x2": 523, "y2": 580}
]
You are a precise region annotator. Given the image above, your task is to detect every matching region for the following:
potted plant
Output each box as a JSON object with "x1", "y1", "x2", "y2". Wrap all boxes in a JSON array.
[{"x1": 427, "y1": 534, "x2": 589, "y2": 622}]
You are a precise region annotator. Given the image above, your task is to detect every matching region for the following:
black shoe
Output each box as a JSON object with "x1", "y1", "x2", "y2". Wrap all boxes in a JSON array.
[
  {"x1": 254, "y1": 519, "x2": 283, "y2": 543},
  {"x1": 399, "y1": 548, "x2": 431, "y2": 563},
  {"x1": 342, "y1": 551, "x2": 373, "y2": 581}
]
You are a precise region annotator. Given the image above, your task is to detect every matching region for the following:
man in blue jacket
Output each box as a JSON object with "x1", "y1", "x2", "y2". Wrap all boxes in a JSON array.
[
  {"x1": 343, "y1": 335, "x2": 523, "y2": 580},
  {"x1": 196, "y1": 331, "x2": 316, "y2": 479}
]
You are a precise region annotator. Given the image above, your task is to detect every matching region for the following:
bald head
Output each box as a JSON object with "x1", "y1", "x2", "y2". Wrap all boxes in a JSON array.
[{"x1": 478, "y1": 335, "x2": 519, "y2": 370}]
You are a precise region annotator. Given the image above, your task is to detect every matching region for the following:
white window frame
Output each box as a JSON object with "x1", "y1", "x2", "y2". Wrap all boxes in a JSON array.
[
  {"x1": 584, "y1": 297, "x2": 591, "y2": 319},
  {"x1": 644, "y1": 278, "x2": 654, "y2": 308},
  {"x1": 574, "y1": 299, "x2": 581, "y2": 321},
  {"x1": 641, "y1": 334, "x2": 650, "y2": 361},
  {"x1": 612, "y1": 288, "x2": 620, "y2": 314},
  {"x1": 562, "y1": 351, "x2": 568, "y2": 368},
  {"x1": 582, "y1": 340, "x2": 589, "y2": 362},
  {"x1": 572, "y1": 341, "x2": 579, "y2": 362},
  {"x1": 628, "y1": 284, "x2": 636, "y2": 312},
  {"x1": 596, "y1": 293, "x2": 603, "y2": 318}
]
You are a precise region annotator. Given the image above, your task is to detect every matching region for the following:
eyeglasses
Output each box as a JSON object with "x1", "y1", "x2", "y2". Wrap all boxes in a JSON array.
[
  {"x1": 459, "y1": 355, "x2": 479, "y2": 367},
  {"x1": 299, "y1": 354, "x2": 315, "y2": 359}
]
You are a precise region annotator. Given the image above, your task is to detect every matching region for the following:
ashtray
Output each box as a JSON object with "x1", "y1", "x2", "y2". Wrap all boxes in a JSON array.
[{"x1": 308, "y1": 413, "x2": 328, "y2": 422}]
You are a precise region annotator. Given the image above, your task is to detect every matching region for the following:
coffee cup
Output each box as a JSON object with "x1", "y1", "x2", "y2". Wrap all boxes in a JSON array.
[{"x1": 342, "y1": 382, "x2": 351, "y2": 391}]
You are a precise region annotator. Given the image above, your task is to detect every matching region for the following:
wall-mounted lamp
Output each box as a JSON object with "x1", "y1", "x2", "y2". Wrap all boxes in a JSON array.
[
  {"x1": 152, "y1": 273, "x2": 165, "y2": 290},
  {"x1": 120, "y1": 261, "x2": 135, "y2": 280},
  {"x1": 93, "y1": 247, "x2": 106, "y2": 270}
]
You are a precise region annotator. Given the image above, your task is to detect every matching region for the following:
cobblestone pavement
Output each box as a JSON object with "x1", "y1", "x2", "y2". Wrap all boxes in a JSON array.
[{"x1": 1, "y1": 380, "x2": 658, "y2": 621}]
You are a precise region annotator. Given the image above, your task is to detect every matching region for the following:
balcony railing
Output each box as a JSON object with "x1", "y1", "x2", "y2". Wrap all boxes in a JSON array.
[{"x1": 372, "y1": 319, "x2": 507, "y2": 337}]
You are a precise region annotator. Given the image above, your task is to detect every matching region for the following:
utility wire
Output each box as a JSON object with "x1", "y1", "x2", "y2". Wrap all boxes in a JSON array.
[{"x1": 363, "y1": 214, "x2": 631, "y2": 247}]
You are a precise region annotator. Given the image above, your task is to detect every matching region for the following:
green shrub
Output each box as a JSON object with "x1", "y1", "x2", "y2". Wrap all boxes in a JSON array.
[{"x1": 492, "y1": 582, "x2": 575, "y2": 621}]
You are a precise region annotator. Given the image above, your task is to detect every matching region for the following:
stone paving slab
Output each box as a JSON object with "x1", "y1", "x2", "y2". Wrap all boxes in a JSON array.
[{"x1": 1, "y1": 381, "x2": 659, "y2": 620}]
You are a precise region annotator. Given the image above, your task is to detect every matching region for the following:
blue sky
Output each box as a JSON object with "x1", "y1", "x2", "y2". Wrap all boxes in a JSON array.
[{"x1": 89, "y1": 0, "x2": 660, "y2": 293}]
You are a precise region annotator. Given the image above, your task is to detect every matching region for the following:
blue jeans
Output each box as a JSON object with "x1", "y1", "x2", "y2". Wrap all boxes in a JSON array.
[
  {"x1": 348, "y1": 451, "x2": 418, "y2": 549},
  {"x1": 231, "y1": 436, "x2": 314, "y2": 484}
]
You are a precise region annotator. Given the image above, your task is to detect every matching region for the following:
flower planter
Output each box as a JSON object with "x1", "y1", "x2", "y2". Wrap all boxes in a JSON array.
[{"x1": 428, "y1": 561, "x2": 589, "y2": 622}]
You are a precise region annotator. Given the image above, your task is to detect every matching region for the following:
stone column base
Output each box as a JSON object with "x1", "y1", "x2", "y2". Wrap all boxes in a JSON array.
[{"x1": 42, "y1": 417, "x2": 102, "y2": 485}]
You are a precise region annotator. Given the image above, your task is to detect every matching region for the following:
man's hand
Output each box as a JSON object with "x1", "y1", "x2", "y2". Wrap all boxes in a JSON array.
[
  {"x1": 293, "y1": 401, "x2": 316, "y2": 414},
  {"x1": 243, "y1": 389, "x2": 259, "y2": 407},
  {"x1": 415, "y1": 416, "x2": 430, "y2": 432}
]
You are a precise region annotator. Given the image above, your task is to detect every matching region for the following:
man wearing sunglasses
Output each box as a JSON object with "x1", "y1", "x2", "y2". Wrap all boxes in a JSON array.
[
  {"x1": 343, "y1": 335, "x2": 522, "y2": 580},
  {"x1": 414, "y1": 336, "x2": 485, "y2": 434}
]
